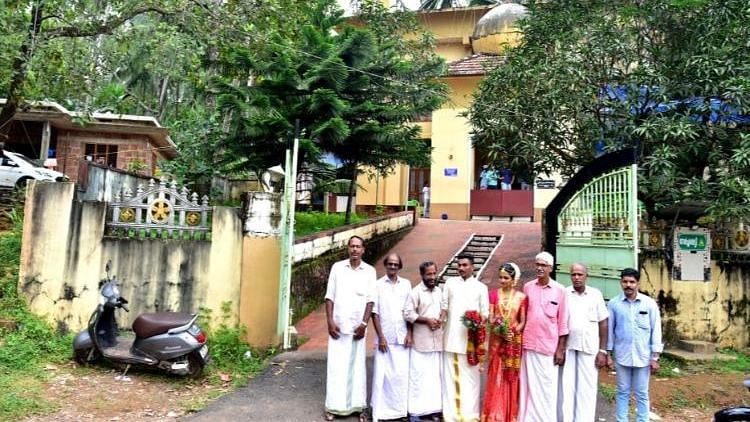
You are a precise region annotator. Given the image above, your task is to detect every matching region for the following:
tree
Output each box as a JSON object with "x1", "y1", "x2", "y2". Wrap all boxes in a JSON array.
[
  {"x1": 0, "y1": 1, "x2": 190, "y2": 139},
  {"x1": 468, "y1": 0, "x2": 750, "y2": 219},
  {"x1": 419, "y1": 0, "x2": 496, "y2": 10},
  {"x1": 212, "y1": 0, "x2": 448, "y2": 222},
  {"x1": 0, "y1": 0, "x2": 306, "y2": 186}
]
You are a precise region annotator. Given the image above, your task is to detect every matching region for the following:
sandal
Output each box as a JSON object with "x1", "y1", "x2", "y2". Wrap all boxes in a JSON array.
[
  {"x1": 325, "y1": 412, "x2": 335, "y2": 421},
  {"x1": 358, "y1": 413, "x2": 368, "y2": 422}
]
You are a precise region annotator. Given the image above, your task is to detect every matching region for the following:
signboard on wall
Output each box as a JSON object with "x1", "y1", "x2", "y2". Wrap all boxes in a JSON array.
[
  {"x1": 444, "y1": 168, "x2": 458, "y2": 177},
  {"x1": 673, "y1": 227, "x2": 711, "y2": 281},
  {"x1": 536, "y1": 179, "x2": 556, "y2": 189}
]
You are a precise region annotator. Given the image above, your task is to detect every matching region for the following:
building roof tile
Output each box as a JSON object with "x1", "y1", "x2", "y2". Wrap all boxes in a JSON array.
[{"x1": 447, "y1": 54, "x2": 505, "y2": 76}]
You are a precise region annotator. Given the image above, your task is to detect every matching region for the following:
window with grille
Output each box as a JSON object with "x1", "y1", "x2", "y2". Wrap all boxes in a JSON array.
[{"x1": 85, "y1": 144, "x2": 118, "y2": 167}]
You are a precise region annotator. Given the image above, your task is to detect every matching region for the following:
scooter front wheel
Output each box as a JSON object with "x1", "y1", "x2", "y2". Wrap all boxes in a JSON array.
[{"x1": 74, "y1": 347, "x2": 101, "y2": 365}]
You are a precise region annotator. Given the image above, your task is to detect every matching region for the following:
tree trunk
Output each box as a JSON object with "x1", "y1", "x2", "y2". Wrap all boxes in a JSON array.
[
  {"x1": 0, "y1": 4, "x2": 44, "y2": 140},
  {"x1": 344, "y1": 163, "x2": 358, "y2": 224}
]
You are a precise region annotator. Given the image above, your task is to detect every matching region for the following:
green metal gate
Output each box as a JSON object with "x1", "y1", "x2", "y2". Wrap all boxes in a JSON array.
[{"x1": 555, "y1": 164, "x2": 638, "y2": 298}]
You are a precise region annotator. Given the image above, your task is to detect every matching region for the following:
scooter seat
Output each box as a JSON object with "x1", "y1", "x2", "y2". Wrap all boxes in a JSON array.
[{"x1": 132, "y1": 312, "x2": 194, "y2": 338}]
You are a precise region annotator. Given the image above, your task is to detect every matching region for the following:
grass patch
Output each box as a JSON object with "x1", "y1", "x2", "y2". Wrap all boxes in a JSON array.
[
  {"x1": 599, "y1": 383, "x2": 616, "y2": 403},
  {"x1": 0, "y1": 210, "x2": 71, "y2": 420},
  {"x1": 656, "y1": 355, "x2": 684, "y2": 377},
  {"x1": 664, "y1": 388, "x2": 691, "y2": 410},
  {"x1": 199, "y1": 302, "x2": 275, "y2": 388},
  {"x1": 295, "y1": 211, "x2": 363, "y2": 237},
  {"x1": 707, "y1": 349, "x2": 750, "y2": 373}
]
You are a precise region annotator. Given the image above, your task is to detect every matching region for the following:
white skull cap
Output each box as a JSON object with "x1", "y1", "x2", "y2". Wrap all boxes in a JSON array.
[{"x1": 535, "y1": 251, "x2": 554, "y2": 267}]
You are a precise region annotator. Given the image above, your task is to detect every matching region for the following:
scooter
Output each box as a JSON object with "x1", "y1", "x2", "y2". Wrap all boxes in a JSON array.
[
  {"x1": 713, "y1": 379, "x2": 750, "y2": 422},
  {"x1": 73, "y1": 261, "x2": 209, "y2": 377}
]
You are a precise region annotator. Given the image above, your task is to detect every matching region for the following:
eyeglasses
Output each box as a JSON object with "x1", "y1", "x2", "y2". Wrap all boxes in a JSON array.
[
  {"x1": 571, "y1": 273, "x2": 585, "y2": 276},
  {"x1": 385, "y1": 263, "x2": 400, "y2": 268}
]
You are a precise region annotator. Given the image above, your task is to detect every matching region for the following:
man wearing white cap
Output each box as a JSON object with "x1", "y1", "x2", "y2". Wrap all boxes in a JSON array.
[{"x1": 518, "y1": 251, "x2": 569, "y2": 422}]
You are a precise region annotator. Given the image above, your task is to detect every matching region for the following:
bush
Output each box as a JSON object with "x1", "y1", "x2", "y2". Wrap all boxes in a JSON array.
[
  {"x1": 295, "y1": 211, "x2": 363, "y2": 237},
  {"x1": 199, "y1": 302, "x2": 273, "y2": 387},
  {"x1": 0, "y1": 208, "x2": 71, "y2": 420}
]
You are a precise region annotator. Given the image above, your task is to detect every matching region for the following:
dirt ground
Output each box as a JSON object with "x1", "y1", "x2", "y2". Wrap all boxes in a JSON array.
[
  {"x1": 22, "y1": 361, "x2": 231, "y2": 421},
  {"x1": 600, "y1": 369, "x2": 749, "y2": 421},
  {"x1": 21, "y1": 358, "x2": 749, "y2": 421}
]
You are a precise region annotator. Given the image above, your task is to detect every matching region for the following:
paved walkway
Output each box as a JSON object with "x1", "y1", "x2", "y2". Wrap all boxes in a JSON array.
[
  {"x1": 296, "y1": 219, "x2": 541, "y2": 352},
  {"x1": 184, "y1": 219, "x2": 615, "y2": 421}
]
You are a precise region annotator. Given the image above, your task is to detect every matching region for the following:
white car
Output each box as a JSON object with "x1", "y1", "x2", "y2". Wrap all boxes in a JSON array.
[{"x1": 0, "y1": 151, "x2": 68, "y2": 188}]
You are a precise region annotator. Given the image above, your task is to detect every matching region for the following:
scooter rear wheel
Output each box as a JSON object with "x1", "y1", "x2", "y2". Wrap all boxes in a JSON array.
[
  {"x1": 74, "y1": 347, "x2": 101, "y2": 365},
  {"x1": 186, "y1": 351, "x2": 205, "y2": 378}
]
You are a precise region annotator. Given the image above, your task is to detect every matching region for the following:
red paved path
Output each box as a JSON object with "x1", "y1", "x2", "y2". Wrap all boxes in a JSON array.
[{"x1": 295, "y1": 219, "x2": 542, "y2": 352}]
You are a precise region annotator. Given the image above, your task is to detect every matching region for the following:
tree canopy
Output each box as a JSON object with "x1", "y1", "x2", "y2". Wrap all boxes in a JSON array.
[
  {"x1": 1, "y1": 0, "x2": 448, "y2": 208},
  {"x1": 468, "y1": 0, "x2": 750, "y2": 219},
  {"x1": 211, "y1": 0, "x2": 447, "y2": 220}
]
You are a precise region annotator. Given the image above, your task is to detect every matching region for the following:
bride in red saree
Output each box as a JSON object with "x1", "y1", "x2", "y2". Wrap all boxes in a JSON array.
[{"x1": 481, "y1": 262, "x2": 527, "y2": 422}]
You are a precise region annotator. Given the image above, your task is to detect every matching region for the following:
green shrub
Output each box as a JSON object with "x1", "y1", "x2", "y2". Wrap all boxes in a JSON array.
[
  {"x1": 199, "y1": 303, "x2": 273, "y2": 387},
  {"x1": 295, "y1": 211, "x2": 363, "y2": 237},
  {"x1": 0, "y1": 208, "x2": 70, "y2": 419}
]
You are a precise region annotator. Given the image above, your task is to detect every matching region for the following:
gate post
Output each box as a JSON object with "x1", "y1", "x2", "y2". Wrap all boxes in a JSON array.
[{"x1": 240, "y1": 191, "x2": 282, "y2": 347}]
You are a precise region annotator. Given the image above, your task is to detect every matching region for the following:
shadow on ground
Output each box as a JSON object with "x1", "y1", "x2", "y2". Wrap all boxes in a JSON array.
[{"x1": 182, "y1": 349, "x2": 616, "y2": 422}]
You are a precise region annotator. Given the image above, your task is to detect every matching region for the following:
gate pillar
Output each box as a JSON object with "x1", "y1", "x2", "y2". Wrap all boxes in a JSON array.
[{"x1": 240, "y1": 191, "x2": 282, "y2": 347}]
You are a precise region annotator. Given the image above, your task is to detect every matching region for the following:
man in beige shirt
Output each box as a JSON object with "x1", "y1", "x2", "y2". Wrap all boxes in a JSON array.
[{"x1": 403, "y1": 261, "x2": 443, "y2": 420}]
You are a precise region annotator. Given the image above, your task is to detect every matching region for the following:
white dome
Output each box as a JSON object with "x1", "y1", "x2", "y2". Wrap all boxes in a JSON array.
[{"x1": 473, "y1": 3, "x2": 528, "y2": 39}]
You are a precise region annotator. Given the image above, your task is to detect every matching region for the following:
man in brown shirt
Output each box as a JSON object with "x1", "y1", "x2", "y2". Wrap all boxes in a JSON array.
[{"x1": 403, "y1": 261, "x2": 443, "y2": 420}]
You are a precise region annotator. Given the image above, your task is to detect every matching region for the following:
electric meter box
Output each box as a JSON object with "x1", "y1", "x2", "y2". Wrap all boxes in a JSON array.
[{"x1": 672, "y1": 227, "x2": 711, "y2": 281}]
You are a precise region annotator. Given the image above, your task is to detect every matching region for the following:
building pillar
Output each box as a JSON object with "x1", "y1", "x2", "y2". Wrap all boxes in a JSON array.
[
  {"x1": 39, "y1": 121, "x2": 51, "y2": 161},
  {"x1": 239, "y1": 191, "x2": 282, "y2": 347}
]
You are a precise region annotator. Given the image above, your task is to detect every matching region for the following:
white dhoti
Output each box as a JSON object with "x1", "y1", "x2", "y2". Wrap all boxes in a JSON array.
[
  {"x1": 442, "y1": 352, "x2": 480, "y2": 422},
  {"x1": 408, "y1": 349, "x2": 442, "y2": 417},
  {"x1": 519, "y1": 350, "x2": 559, "y2": 422},
  {"x1": 325, "y1": 334, "x2": 367, "y2": 416},
  {"x1": 559, "y1": 349, "x2": 598, "y2": 422},
  {"x1": 371, "y1": 344, "x2": 410, "y2": 421}
]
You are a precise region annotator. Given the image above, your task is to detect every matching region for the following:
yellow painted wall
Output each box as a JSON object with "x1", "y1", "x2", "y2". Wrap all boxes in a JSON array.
[
  {"x1": 357, "y1": 164, "x2": 410, "y2": 207},
  {"x1": 239, "y1": 236, "x2": 282, "y2": 347},
  {"x1": 641, "y1": 257, "x2": 749, "y2": 348},
  {"x1": 430, "y1": 107, "x2": 473, "y2": 220},
  {"x1": 350, "y1": 5, "x2": 535, "y2": 220}
]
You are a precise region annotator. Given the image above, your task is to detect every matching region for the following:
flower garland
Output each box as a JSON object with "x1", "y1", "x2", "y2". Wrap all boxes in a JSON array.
[{"x1": 461, "y1": 310, "x2": 486, "y2": 366}]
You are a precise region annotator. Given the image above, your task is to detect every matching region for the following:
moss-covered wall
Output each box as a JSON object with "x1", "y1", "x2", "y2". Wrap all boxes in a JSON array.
[{"x1": 290, "y1": 225, "x2": 412, "y2": 324}]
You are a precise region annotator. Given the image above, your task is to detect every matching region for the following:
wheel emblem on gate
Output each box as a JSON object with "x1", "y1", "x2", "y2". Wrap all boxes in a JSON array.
[
  {"x1": 150, "y1": 199, "x2": 172, "y2": 224},
  {"x1": 734, "y1": 230, "x2": 749, "y2": 249},
  {"x1": 186, "y1": 211, "x2": 200, "y2": 226},
  {"x1": 120, "y1": 207, "x2": 135, "y2": 223}
]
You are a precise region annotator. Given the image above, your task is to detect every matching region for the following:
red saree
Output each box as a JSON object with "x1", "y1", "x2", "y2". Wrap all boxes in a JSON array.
[{"x1": 481, "y1": 289, "x2": 527, "y2": 422}]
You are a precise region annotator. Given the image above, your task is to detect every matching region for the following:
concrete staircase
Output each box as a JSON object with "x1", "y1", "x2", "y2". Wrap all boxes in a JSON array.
[{"x1": 438, "y1": 233, "x2": 502, "y2": 283}]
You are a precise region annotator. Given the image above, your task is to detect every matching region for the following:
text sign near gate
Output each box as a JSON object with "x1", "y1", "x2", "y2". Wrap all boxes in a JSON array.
[
  {"x1": 678, "y1": 233, "x2": 708, "y2": 251},
  {"x1": 673, "y1": 227, "x2": 711, "y2": 281}
]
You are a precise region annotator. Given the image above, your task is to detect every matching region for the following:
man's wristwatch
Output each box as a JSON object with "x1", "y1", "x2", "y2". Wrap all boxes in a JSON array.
[
  {"x1": 651, "y1": 356, "x2": 660, "y2": 362},
  {"x1": 598, "y1": 349, "x2": 608, "y2": 355},
  {"x1": 359, "y1": 321, "x2": 368, "y2": 328}
]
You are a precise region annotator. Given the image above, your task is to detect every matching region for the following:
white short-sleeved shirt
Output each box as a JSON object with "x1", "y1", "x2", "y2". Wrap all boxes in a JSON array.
[
  {"x1": 566, "y1": 285, "x2": 609, "y2": 355},
  {"x1": 325, "y1": 259, "x2": 377, "y2": 335},
  {"x1": 373, "y1": 275, "x2": 411, "y2": 345},
  {"x1": 441, "y1": 275, "x2": 489, "y2": 354}
]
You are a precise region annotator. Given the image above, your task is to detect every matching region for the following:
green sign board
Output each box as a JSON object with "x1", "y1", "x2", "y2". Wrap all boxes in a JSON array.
[{"x1": 678, "y1": 233, "x2": 707, "y2": 251}]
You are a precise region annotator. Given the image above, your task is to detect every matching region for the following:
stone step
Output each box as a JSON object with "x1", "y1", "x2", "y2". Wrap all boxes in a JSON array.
[
  {"x1": 677, "y1": 339, "x2": 717, "y2": 354},
  {"x1": 662, "y1": 347, "x2": 736, "y2": 363}
]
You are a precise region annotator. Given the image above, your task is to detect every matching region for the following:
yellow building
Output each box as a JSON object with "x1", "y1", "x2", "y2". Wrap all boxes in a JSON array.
[{"x1": 352, "y1": 2, "x2": 553, "y2": 221}]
